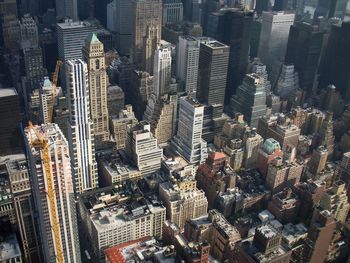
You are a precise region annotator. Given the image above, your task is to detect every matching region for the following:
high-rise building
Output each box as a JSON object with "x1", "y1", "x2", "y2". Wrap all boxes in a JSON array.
[
  {"x1": 171, "y1": 97, "x2": 208, "y2": 165},
  {"x1": 216, "y1": 9, "x2": 254, "y2": 105},
  {"x1": 304, "y1": 209, "x2": 337, "y2": 263},
  {"x1": 285, "y1": 22, "x2": 325, "y2": 94},
  {"x1": 131, "y1": 0, "x2": 162, "y2": 73},
  {"x1": 317, "y1": 111, "x2": 335, "y2": 158},
  {"x1": 1, "y1": 14, "x2": 20, "y2": 54},
  {"x1": 308, "y1": 146, "x2": 328, "y2": 176},
  {"x1": 247, "y1": 58, "x2": 272, "y2": 93},
  {"x1": 230, "y1": 74, "x2": 267, "y2": 128},
  {"x1": 256, "y1": 138, "x2": 283, "y2": 177},
  {"x1": 153, "y1": 43, "x2": 172, "y2": 98},
  {"x1": 19, "y1": 14, "x2": 38, "y2": 49},
  {"x1": 0, "y1": 88, "x2": 23, "y2": 155},
  {"x1": 66, "y1": 59, "x2": 98, "y2": 194},
  {"x1": 144, "y1": 94, "x2": 177, "y2": 145},
  {"x1": 258, "y1": 12, "x2": 295, "y2": 85},
  {"x1": 0, "y1": 0, "x2": 17, "y2": 17},
  {"x1": 314, "y1": 0, "x2": 348, "y2": 19},
  {"x1": 275, "y1": 64, "x2": 300, "y2": 100},
  {"x1": 82, "y1": 33, "x2": 110, "y2": 144},
  {"x1": 110, "y1": 105, "x2": 138, "y2": 150},
  {"x1": 197, "y1": 39, "x2": 230, "y2": 109},
  {"x1": 24, "y1": 123, "x2": 81, "y2": 263},
  {"x1": 176, "y1": 35, "x2": 200, "y2": 95},
  {"x1": 159, "y1": 177, "x2": 208, "y2": 230},
  {"x1": 319, "y1": 181, "x2": 350, "y2": 223},
  {"x1": 318, "y1": 21, "x2": 350, "y2": 101},
  {"x1": 55, "y1": 0, "x2": 78, "y2": 21},
  {"x1": 127, "y1": 121, "x2": 163, "y2": 175},
  {"x1": 107, "y1": 85, "x2": 125, "y2": 118},
  {"x1": 163, "y1": 0, "x2": 183, "y2": 25},
  {"x1": 6, "y1": 156, "x2": 41, "y2": 262},
  {"x1": 109, "y1": 0, "x2": 133, "y2": 56},
  {"x1": 243, "y1": 129, "x2": 264, "y2": 169},
  {"x1": 39, "y1": 77, "x2": 61, "y2": 124}
]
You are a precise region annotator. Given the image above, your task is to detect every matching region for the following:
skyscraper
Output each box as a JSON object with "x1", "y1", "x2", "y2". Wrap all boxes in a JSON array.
[
  {"x1": 176, "y1": 35, "x2": 200, "y2": 95},
  {"x1": 24, "y1": 123, "x2": 81, "y2": 263},
  {"x1": 171, "y1": 97, "x2": 208, "y2": 165},
  {"x1": 19, "y1": 14, "x2": 38, "y2": 49},
  {"x1": 55, "y1": 0, "x2": 78, "y2": 21},
  {"x1": 216, "y1": 9, "x2": 254, "y2": 105},
  {"x1": 82, "y1": 33, "x2": 110, "y2": 145},
  {"x1": 66, "y1": 59, "x2": 98, "y2": 194},
  {"x1": 162, "y1": 0, "x2": 183, "y2": 25},
  {"x1": 275, "y1": 64, "x2": 300, "y2": 100},
  {"x1": 258, "y1": 12, "x2": 295, "y2": 85},
  {"x1": 285, "y1": 22, "x2": 324, "y2": 94},
  {"x1": 131, "y1": 0, "x2": 162, "y2": 73},
  {"x1": 6, "y1": 156, "x2": 41, "y2": 262},
  {"x1": 230, "y1": 74, "x2": 267, "y2": 128},
  {"x1": 153, "y1": 42, "x2": 172, "y2": 98},
  {"x1": 197, "y1": 39, "x2": 230, "y2": 109}
]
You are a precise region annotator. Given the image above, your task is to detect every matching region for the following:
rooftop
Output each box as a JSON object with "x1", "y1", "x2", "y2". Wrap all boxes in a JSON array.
[
  {"x1": 0, "y1": 88, "x2": 17, "y2": 98},
  {"x1": 0, "y1": 234, "x2": 22, "y2": 260}
]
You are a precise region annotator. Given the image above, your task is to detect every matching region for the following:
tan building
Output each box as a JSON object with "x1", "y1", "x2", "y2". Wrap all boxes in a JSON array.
[
  {"x1": 144, "y1": 94, "x2": 177, "y2": 145},
  {"x1": 320, "y1": 181, "x2": 350, "y2": 223},
  {"x1": 83, "y1": 33, "x2": 110, "y2": 144},
  {"x1": 159, "y1": 174, "x2": 208, "y2": 230},
  {"x1": 131, "y1": 0, "x2": 162, "y2": 73},
  {"x1": 6, "y1": 156, "x2": 41, "y2": 262},
  {"x1": 110, "y1": 105, "x2": 138, "y2": 150}
]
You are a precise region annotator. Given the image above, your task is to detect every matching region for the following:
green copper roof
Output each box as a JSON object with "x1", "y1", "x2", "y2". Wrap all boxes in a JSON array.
[{"x1": 85, "y1": 33, "x2": 101, "y2": 45}]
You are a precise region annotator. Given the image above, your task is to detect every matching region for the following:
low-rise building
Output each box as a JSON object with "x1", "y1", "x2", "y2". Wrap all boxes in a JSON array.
[{"x1": 78, "y1": 185, "x2": 166, "y2": 259}]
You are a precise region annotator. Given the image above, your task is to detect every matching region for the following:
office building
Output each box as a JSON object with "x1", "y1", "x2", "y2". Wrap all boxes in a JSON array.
[
  {"x1": 153, "y1": 43, "x2": 172, "y2": 98},
  {"x1": 110, "y1": 105, "x2": 138, "y2": 150},
  {"x1": 303, "y1": 209, "x2": 337, "y2": 263},
  {"x1": 24, "y1": 123, "x2": 81, "y2": 263},
  {"x1": 127, "y1": 121, "x2": 163, "y2": 175},
  {"x1": 0, "y1": 162, "x2": 16, "y2": 224},
  {"x1": 267, "y1": 123, "x2": 301, "y2": 151},
  {"x1": 243, "y1": 129, "x2": 264, "y2": 169},
  {"x1": 258, "y1": 12, "x2": 295, "y2": 85},
  {"x1": 268, "y1": 188, "x2": 300, "y2": 223},
  {"x1": 0, "y1": 0, "x2": 17, "y2": 17},
  {"x1": 230, "y1": 73, "x2": 267, "y2": 128},
  {"x1": 107, "y1": 85, "x2": 125, "y2": 118},
  {"x1": 247, "y1": 58, "x2": 272, "y2": 93},
  {"x1": 39, "y1": 77, "x2": 61, "y2": 124},
  {"x1": 176, "y1": 36, "x2": 200, "y2": 95},
  {"x1": 184, "y1": 210, "x2": 241, "y2": 261},
  {"x1": 66, "y1": 59, "x2": 98, "y2": 194},
  {"x1": 163, "y1": 0, "x2": 183, "y2": 25},
  {"x1": 171, "y1": 97, "x2": 208, "y2": 165},
  {"x1": 256, "y1": 138, "x2": 283, "y2": 177},
  {"x1": 55, "y1": 0, "x2": 78, "y2": 21},
  {"x1": 197, "y1": 39, "x2": 230, "y2": 108},
  {"x1": 317, "y1": 112, "x2": 335, "y2": 158},
  {"x1": 319, "y1": 181, "x2": 350, "y2": 223},
  {"x1": 6, "y1": 156, "x2": 41, "y2": 262},
  {"x1": 144, "y1": 94, "x2": 177, "y2": 145},
  {"x1": 285, "y1": 22, "x2": 324, "y2": 94},
  {"x1": 19, "y1": 14, "x2": 38, "y2": 49},
  {"x1": 318, "y1": 21, "x2": 350, "y2": 101},
  {"x1": 0, "y1": 88, "x2": 22, "y2": 155},
  {"x1": 216, "y1": 9, "x2": 254, "y2": 104},
  {"x1": 266, "y1": 156, "x2": 303, "y2": 194},
  {"x1": 131, "y1": 0, "x2": 162, "y2": 73},
  {"x1": 108, "y1": 0, "x2": 133, "y2": 56},
  {"x1": 159, "y1": 177, "x2": 208, "y2": 230},
  {"x1": 314, "y1": 0, "x2": 348, "y2": 19},
  {"x1": 1, "y1": 14, "x2": 20, "y2": 54},
  {"x1": 78, "y1": 185, "x2": 166, "y2": 259},
  {"x1": 82, "y1": 33, "x2": 110, "y2": 144},
  {"x1": 275, "y1": 64, "x2": 300, "y2": 100},
  {"x1": 57, "y1": 20, "x2": 96, "y2": 62}
]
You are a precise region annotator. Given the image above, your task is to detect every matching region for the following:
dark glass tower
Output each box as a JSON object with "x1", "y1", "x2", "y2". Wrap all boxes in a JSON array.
[
  {"x1": 285, "y1": 22, "x2": 325, "y2": 94},
  {"x1": 230, "y1": 73, "x2": 267, "y2": 128}
]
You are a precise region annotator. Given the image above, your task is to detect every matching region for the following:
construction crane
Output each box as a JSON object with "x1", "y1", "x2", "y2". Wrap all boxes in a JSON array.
[
  {"x1": 27, "y1": 122, "x2": 64, "y2": 263},
  {"x1": 47, "y1": 60, "x2": 63, "y2": 123}
]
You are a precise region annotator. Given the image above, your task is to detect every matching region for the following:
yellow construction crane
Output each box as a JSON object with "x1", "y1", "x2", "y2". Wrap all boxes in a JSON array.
[
  {"x1": 47, "y1": 60, "x2": 63, "y2": 123},
  {"x1": 27, "y1": 122, "x2": 64, "y2": 263}
]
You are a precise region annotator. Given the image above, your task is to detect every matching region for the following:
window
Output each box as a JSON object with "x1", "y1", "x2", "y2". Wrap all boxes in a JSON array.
[{"x1": 96, "y1": 59, "x2": 100, "y2": 70}]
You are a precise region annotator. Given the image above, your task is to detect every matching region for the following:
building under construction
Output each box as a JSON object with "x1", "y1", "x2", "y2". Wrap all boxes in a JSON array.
[{"x1": 24, "y1": 123, "x2": 81, "y2": 263}]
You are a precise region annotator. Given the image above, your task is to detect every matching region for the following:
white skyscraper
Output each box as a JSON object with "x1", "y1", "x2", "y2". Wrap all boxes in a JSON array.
[
  {"x1": 153, "y1": 43, "x2": 172, "y2": 98},
  {"x1": 24, "y1": 123, "x2": 81, "y2": 263},
  {"x1": 171, "y1": 97, "x2": 208, "y2": 165},
  {"x1": 176, "y1": 36, "x2": 200, "y2": 96},
  {"x1": 39, "y1": 77, "x2": 61, "y2": 124},
  {"x1": 66, "y1": 59, "x2": 98, "y2": 194},
  {"x1": 258, "y1": 12, "x2": 295, "y2": 85}
]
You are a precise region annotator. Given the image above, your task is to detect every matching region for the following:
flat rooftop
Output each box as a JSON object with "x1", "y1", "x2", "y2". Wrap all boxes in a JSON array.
[{"x1": 0, "y1": 88, "x2": 17, "y2": 98}]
